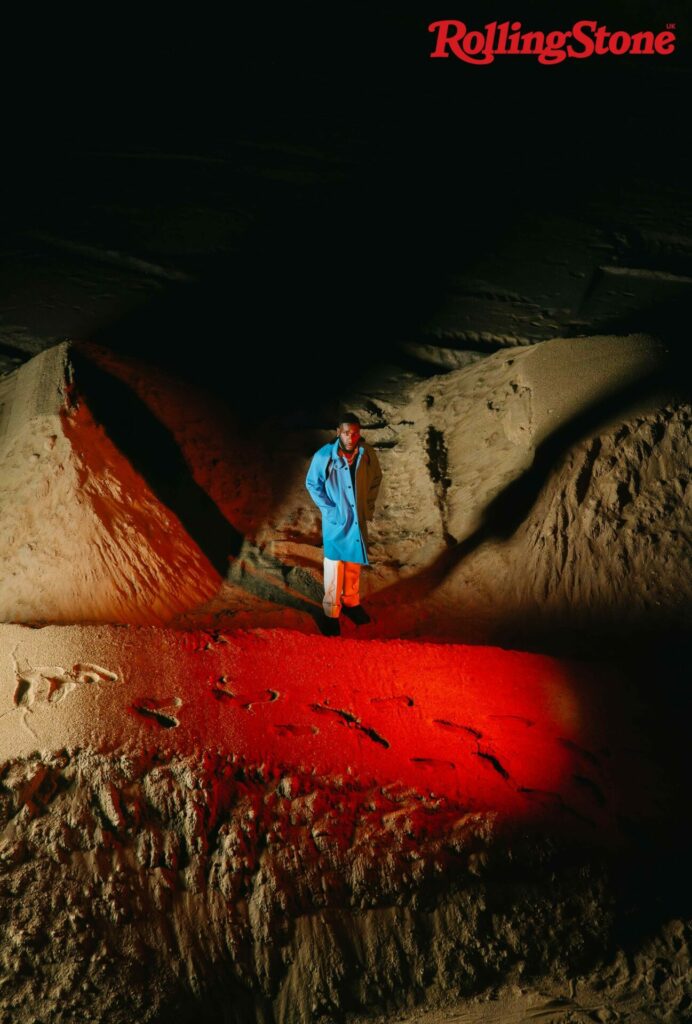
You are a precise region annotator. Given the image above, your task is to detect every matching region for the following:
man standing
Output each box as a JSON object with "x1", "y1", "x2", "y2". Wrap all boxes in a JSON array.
[{"x1": 306, "y1": 414, "x2": 382, "y2": 636}]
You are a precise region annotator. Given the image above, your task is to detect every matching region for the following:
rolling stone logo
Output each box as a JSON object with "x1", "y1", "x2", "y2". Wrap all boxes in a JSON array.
[{"x1": 428, "y1": 19, "x2": 677, "y2": 65}]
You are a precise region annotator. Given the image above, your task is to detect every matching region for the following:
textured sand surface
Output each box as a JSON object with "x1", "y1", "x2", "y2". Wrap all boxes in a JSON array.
[
  {"x1": 0, "y1": 345, "x2": 220, "y2": 624},
  {"x1": 0, "y1": 341, "x2": 689, "y2": 1022},
  {"x1": 1, "y1": 337, "x2": 688, "y2": 655},
  {"x1": 0, "y1": 624, "x2": 663, "y2": 832},
  {"x1": 1, "y1": 18, "x2": 690, "y2": 1021},
  {"x1": 1, "y1": 624, "x2": 688, "y2": 1023}
]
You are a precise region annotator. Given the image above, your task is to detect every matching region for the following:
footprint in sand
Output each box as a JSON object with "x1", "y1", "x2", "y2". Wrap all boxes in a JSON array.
[
  {"x1": 13, "y1": 659, "x2": 119, "y2": 708},
  {"x1": 131, "y1": 696, "x2": 182, "y2": 729},
  {"x1": 211, "y1": 679, "x2": 279, "y2": 710}
]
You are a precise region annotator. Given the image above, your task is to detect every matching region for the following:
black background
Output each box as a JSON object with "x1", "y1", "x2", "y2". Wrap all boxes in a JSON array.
[{"x1": 1, "y1": 4, "x2": 690, "y2": 413}]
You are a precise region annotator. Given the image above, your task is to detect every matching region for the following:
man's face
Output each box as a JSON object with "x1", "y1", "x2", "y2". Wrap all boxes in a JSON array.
[{"x1": 337, "y1": 422, "x2": 361, "y2": 452}]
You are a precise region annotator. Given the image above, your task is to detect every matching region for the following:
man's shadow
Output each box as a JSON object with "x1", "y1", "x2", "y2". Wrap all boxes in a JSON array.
[{"x1": 369, "y1": 351, "x2": 678, "y2": 635}]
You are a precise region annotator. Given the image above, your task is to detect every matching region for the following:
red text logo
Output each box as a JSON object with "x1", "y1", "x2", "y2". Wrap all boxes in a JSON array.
[{"x1": 428, "y1": 20, "x2": 676, "y2": 65}]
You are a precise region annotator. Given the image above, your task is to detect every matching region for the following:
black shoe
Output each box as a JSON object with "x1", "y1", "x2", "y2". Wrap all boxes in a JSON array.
[
  {"x1": 342, "y1": 605, "x2": 371, "y2": 626},
  {"x1": 319, "y1": 615, "x2": 341, "y2": 637}
]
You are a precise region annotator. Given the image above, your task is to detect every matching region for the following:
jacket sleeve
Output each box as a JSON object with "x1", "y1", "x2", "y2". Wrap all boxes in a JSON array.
[
  {"x1": 365, "y1": 446, "x2": 383, "y2": 520},
  {"x1": 306, "y1": 449, "x2": 337, "y2": 514}
]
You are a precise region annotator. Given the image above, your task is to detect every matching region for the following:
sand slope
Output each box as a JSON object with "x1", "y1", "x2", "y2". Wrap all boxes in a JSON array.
[
  {"x1": 0, "y1": 340, "x2": 690, "y2": 1022},
  {"x1": 2, "y1": 335, "x2": 687, "y2": 654},
  {"x1": 0, "y1": 344, "x2": 220, "y2": 624}
]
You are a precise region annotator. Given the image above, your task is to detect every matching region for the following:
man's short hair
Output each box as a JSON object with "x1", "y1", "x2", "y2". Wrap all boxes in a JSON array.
[{"x1": 338, "y1": 412, "x2": 361, "y2": 427}]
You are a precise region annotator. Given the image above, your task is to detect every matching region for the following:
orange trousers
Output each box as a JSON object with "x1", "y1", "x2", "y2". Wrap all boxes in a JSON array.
[{"x1": 323, "y1": 557, "x2": 361, "y2": 618}]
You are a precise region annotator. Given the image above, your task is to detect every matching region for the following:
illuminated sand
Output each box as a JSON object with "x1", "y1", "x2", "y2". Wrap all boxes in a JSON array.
[
  {"x1": 2, "y1": 337, "x2": 689, "y2": 656},
  {"x1": 1, "y1": 624, "x2": 653, "y2": 832},
  {"x1": 0, "y1": 345, "x2": 220, "y2": 624},
  {"x1": 0, "y1": 341, "x2": 690, "y2": 1021},
  {"x1": 0, "y1": 624, "x2": 685, "y2": 1021}
]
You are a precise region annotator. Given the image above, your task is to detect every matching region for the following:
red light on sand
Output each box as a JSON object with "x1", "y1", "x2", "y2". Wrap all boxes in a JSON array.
[
  {"x1": 177, "y1": 631, "x2": 612, "y2": 834},
  {"x1": 2, "y1": 626, "x2": 649, "y2": 843}
]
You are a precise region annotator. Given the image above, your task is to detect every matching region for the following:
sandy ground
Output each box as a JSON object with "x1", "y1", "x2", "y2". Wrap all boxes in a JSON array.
[
  {"x1": 0, "y1": 624, "x2": 689, "y2": 1023},
  {"x1": 0, "y1": 31, "x2": 690, "y2": 1023},
  {"x1": 1, "y1": 336, "x2": 688, "y2": 657},
  {"x1": 0, "y1": 623, "x2": 669, "y2": 836},
  {"x1": 0, "y1": 340, "x2": 690, "y2": 1022}
]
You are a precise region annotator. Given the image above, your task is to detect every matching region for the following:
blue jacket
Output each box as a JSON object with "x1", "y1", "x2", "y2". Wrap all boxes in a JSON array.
[{"x1": 306, "y1": 438, "x2": 383, "y2": 564}]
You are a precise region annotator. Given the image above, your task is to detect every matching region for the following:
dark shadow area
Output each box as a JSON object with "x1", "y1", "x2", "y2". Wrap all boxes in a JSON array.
[
  {"x1": 72, "y1": 347, "x2": 245, "y2": 577},
  {"x1": 83, "y1": 161, "x2": 511, "y2": 422},
  {"x1": 370, "y1": 353, "x2": 680, "y2": 647},
  {"x1": 70, "y1": 347, "x2": 334, "y2": 631},
  {"x1": 478, "y1": 364, "x2": 675, "y2": 543},
  {"x1": 601, "y1": 641, "x2": 692, "y2": 953},
  {"x1": 4, "y1": 8, "x2": 689, "y2": 421},
  {"x1": 223, "y1": 546, "x2": 331, "y2": 633}
]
